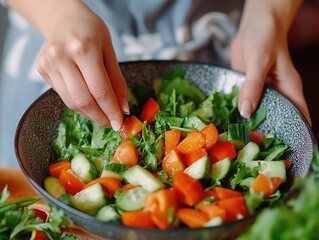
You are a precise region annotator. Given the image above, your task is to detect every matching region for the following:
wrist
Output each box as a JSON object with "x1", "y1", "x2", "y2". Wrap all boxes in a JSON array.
[
  {"x1": 6, "y1": 0, "x2": 87, "y2": 38},
  {"x1": 241, "y1": 0, "x2": 303, "y2": 34}
]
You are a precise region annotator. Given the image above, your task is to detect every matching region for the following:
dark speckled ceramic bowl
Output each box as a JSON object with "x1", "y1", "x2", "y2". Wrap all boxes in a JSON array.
[{"x1": 15, "y1": 61, "x2": 316, "y2": 240}]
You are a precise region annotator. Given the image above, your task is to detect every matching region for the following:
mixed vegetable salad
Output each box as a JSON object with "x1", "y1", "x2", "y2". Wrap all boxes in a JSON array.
[{"x1": 44, "y1": 67, "x2": 291, "y2": 229}]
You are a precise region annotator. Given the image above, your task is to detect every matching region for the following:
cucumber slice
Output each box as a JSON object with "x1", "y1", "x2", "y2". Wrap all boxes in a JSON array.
[
  {"x1": 204, "y1": 217, "x2": 223, "y2": 227},
  {"x1": 59, "y1": 193, "x2": 75, "y2": 207},
  {"x1": 236, "y1": 142, "x2": 260, "y2": 162},
  {"x1": 92, "y1": 157, "x2": 106, "y2": 173},
  {"x1": 218, "y1": 132, "x2": 228, "y2": 142},
  {"x1": 95, "y1": 205, "x2": 120, "y2": 222},
  {"x1": 71, "y1": 153, "x2": 98, "y2": 183},
  {"x1": 184, "y1": 155, "x2": 211, "y2": 180},
  {"x1": 101, "y1": 163, "x2": 127, "y2": 180},
  {"x1": 115, "y1": 186, "x2": 148, "y2": 212},
  {"x1": 211, "y1": 157, "x2": 232, "y2": 181},
  {"x1": 44, "y1": 176, "x2": 66, "y2": 199},
  {"x1": 245, "y1": 161, "x2": 286, "y2": 181},
  {"x1": 73, "y1": 183, "x2": 107, "y2": 215},
  {"x1": 183, "y1": 116, "x2": 207, "y2": 131},
  {"x1": 101, "y1": 170, "x2": 123, "y2": 180},
  {"x1": 123, "y1": 165, "x2": 164, "y2": 192},
  {"x1": 227, "y1": 124, "x2": 250, "y2": 150}
]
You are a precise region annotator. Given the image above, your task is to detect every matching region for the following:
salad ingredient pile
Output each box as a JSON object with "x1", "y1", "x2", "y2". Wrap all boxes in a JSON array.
[{"x1": 45, "y1": 67, "x2": 291, "y2": 229}]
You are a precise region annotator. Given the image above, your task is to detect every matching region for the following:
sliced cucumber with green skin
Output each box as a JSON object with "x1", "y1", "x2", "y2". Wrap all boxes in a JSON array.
[
  {"x1": 59, "y1": 193, "x2": 75, "y2": 207},
  {"x1": 115, "y1": 186, "x2": 148, "y2": 212},
  {"x1": 73, "y1": 183, "x2": 107, "y2": 215},
  {"x1": 236, "y1": 142, "x2": 260, "y2": 162},
  {"x1": 123, "y1": 165, "x2": 164, "y2": 192},
  {"x1": 227, "y1": 123, "x2": 250, "y2": 150},
  {"x1": 96, "y1": 205, "x2": 120, "y2": 222},
  {"x1": 101, "y1": 170, "x2": 123, "y2": 180},
  {"x1": 71, "y1": 153, "x2": 98, "y2": 183},
  {"x1": 218, "y1": 132, "x2": 228, "y2": 142},
  {"x1": 183, "y1": 116, "x2": 207, "y2": 131},
  {"x1": 44, "y1": 176, "x2": 66, "y2": 199},
  {"x1": 92, "y1": 157, "x2": 106, "y2": 173},
  {"x1": 184, "y1": 155, "x2": 211, "y2": 180},
  {"x1": 245, "y1": 160, "x2": 286, "y2": 181},
  {"x1": 204, "y1": 217, "x2": 223, "y2": 227},
  {"x1": 100, "y1": 163, "x2": 127, "y2": 180},
  {"x1": 211, "y1": 157, "x2": 232, "y2": 181}
]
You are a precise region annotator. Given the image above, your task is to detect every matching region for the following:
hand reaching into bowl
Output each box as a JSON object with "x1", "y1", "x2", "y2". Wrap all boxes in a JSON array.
[
  {"x1": 231, "y1": 0, "x2": 312, "y2": 125},
  {"x1": 7, "y1": 0, "x2": 129, "y2": 130},
  {"x1": 6, "y1": 0, "x2": 312, "y2": 131}
]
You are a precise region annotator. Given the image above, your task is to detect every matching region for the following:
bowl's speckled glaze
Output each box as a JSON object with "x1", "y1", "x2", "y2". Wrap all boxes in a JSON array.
[{"x1": 15, "y1": 61, "x2": 316, "y2": 240}]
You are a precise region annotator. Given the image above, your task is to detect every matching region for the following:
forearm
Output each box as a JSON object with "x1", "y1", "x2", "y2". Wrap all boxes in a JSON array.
[
  {"x1": 6, "y1": 0, "x2": 86, "y2": 37},
  {"x1": 240, "y1": 0, "x2": 303, "y2": 35}
]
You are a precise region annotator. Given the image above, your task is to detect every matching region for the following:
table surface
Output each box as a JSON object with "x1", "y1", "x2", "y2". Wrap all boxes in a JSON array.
[{"x1": 0, "y1": 167, "x2": 104, "y2": 240}]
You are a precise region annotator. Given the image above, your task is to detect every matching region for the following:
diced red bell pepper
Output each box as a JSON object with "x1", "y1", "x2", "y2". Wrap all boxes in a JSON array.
[
  {"x1": 144, "y1": 189, "x2": 178, "y2": 229},
  {"x1": 208, "y1": 141, "x2": 236, "y2": 163},
  {"x1": 48, "y1": 160, "x2": 71, "y2": 178},
  {"x1": 119, "y1": 115, "x2": 143, "y2": 141},
  {"x1": 140, "y1": 98, "x2": 160, "y2": 124},
  {"x1": 162, "y1": 149, "x2": 185, "y2": 178},
  {"x1": 176, "y1": 130, "x2": 206, "y2": 155},
  {"x1": 164, "y1": 129, "x2": 181, "y2": 155},
  {"x1": 183, "y1": 147, "x2": 207, "y2": 167},
  {"x1": 113, "y1": 141, "x2": 139, "y2": 167},
  {"x1": 200, "y1": 123, "x2": 219, "y2": 149},
  {"x1": 176, "y1": 208, "x2": 208, "y2": 228},
  {"x1": 172, "y1": 172, "x2": 203, "y2": 206},
  {"x1": 59, "y1": 169, "x2": 85, "y2": 195}
]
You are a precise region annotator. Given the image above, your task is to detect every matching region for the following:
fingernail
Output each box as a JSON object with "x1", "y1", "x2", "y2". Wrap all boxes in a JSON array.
[
  {"x1": 240, "y1": 99, "x2": 252, "y2": 119},
  {"x1": 121, "y1": 98, "x2": 130, "y2": 115},
  {"x1": 111, "y1": 120, "x2": 121, "y2": 131}
]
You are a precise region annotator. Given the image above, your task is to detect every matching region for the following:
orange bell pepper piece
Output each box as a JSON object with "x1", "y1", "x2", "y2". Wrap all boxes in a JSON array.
[
  {"x1": 121, "y1": 210, "x2": 157, "y2": 228},
  {"x1": 113, "y1": 141, "x2": 139, "y2": 167},
  {"x1": 119, "y1": 115, "x2": 143, "y2": 141},
  {"x1": 164, "y1": 129, "x2": 181, "y2": 155},
  {"x1": 172, "y1": 172, "x2": 203, "y2": 206},
  {"x1": 144, "y1": 189, "x2": 178, "y2": 229},
  {"x1": 59, "y1": 168, "x2": 85, "y2": 195},
  {"x1": 162, "y1": 149, "x2": 185, "y2": 178},
  {"x1": 176, "y1": 208, "x2": 208, "y2": 228},
  {"x1": 183, "y1": 147, "x2": 207, "y2": 167},
  {"x1": 84, "y1": 177, "x2": 122, "y2": 198},
  {"x1": 48, "y1": 160, "x2": 71, "y2": 178},
  {"x1": 200, "y1": 123, "x2": 219, "y2": 150},
  {"x1": 176, "y1": 130, "x2": 206, "y2": 155}
]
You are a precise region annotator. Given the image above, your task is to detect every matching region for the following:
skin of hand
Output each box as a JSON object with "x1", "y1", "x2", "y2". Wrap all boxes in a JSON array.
[
  {"x1": 7, "y1": 0, "x2": 129, "y2": 130},
  {"x1": 231, "y1": 0, "x2": 312, "y2": 125}
]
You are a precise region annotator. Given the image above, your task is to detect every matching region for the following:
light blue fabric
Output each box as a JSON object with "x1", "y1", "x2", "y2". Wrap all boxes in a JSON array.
[{"x1": 0, "y1": 0, "x2": 241, "y2": 167}]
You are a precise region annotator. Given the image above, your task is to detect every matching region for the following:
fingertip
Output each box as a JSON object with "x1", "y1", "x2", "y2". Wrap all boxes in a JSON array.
[
  {"x1": 110, "y1": 120, "x2": 122, "y2": 131},
  {"x1": 120, "y1": 97, "x2": 130, "y2": 115},
  {"x1": 239, "y1": 99, "x2": 254, "y2": 119}
]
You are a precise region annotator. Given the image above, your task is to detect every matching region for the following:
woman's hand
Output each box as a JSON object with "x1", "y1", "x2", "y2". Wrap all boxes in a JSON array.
[
  {"x1": 231, "y1": 0, "x2": 311, "y2": 125},
  {"x1": 33, "y1": 0, "x2": 128, "y2": 130},
  {"x1": 7, "y1": 0, "x2": 128, "y2": 129}
]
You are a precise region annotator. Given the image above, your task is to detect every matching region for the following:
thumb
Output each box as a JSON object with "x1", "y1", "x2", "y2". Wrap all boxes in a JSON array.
[{"x1": 238, "y1": 57, "x2": 270, "y2": 119}]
